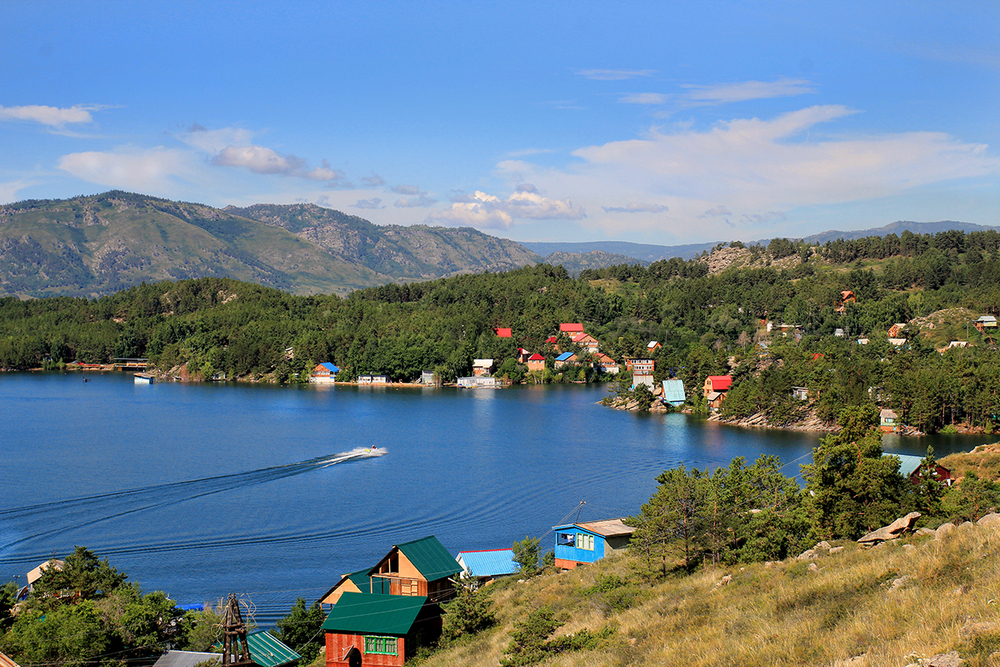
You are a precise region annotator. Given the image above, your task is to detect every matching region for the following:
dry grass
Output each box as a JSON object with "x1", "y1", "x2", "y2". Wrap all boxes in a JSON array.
[
  {"x1": 417, "y1": 526, "x2": 1000, "y2": 667},
  {"x1": 941, "y1": 445, "x2": 1000, "y2": 482}
]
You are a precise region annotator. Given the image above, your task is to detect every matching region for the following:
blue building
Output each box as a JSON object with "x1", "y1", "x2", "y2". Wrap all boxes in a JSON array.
[
  {"x1": 552, "y1": 519, "x2": 635, "y2": 570},
  {"x1": 661, "y1": 379, "x2": 686, "y2": 407},
  {"x1": 456, "y1": 548, "x2": 517, "y2": 582}
]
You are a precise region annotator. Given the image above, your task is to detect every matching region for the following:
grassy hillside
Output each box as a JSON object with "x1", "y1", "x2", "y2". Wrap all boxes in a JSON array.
[{"x1": 412, "y1": 523, "x2": 1000, "y2": 667}]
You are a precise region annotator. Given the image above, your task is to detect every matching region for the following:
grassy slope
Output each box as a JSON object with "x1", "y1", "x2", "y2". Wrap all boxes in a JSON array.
[{"x1": 416, "y1": 525, "x2": 1000, "y2": 667}]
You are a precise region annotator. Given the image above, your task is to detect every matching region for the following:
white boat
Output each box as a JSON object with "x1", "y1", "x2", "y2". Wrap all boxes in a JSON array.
[{"x1": 134, "y1": 373, "x2": 155, "y2": 384}]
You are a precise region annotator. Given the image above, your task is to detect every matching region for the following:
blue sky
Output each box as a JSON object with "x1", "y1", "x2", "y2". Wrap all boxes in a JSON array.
[{"x1": 1, "y1": 1, "x2": 997, "y2": 245}]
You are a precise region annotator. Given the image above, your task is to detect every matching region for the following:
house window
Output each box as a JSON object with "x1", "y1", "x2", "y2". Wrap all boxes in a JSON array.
[
  {"x1": 577, "y1": 533, "x2": 594, "y2": 551},
  {"x1": 557, "y1": 532, "x2": 576, "y2": 547},
  {"x1": 364, "y1": 635, "x2": 398, "y2": 655}
]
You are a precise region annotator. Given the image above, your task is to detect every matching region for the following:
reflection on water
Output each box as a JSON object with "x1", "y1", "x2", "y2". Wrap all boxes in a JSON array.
[{"x1": 0, "y1": 373, "x2": 984, "y2": 624}]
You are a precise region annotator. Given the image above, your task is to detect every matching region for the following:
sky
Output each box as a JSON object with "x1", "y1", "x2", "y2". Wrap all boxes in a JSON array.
[{"x1": 1, "y1": 1, "x2": 998, "y2": 246}]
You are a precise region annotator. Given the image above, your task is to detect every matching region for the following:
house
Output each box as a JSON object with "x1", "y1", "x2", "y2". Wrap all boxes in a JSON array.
[
  {"x1": 552, "y1": 519, "x2": 635, "y2": 570},
  {"x1": 632, "y1": 371, "x2": 654, "y2": 389},
  {"x1": 319, "y1": 568, "x2": 380, "y2": 608},
  {"x1": 311, "y1": 362, "x2": 340, "y2": 384},
  {"x1": 661, "y1": 379, "x2": 685, "y2": 407},
  {"x1": 472, "y1": 359, "x2": 494, "y2": 377},
  {"x1": 517, "y1": 348, "x2": 532, "y2": 363},
  {"x1": 624, "y1": 358, "x2": 654, "y2": 374},
  {"x1": 647, "y1": 341, "x2": 661, "y2": 353},
  {"x1": 26, "y1": 559, "x2": 64, "y2": 587},
  {"x1": 419, "y1": 370, "x2": 435, "y2": 385},
  {"x1": 457, "y1": 376, "x2": 500, "y2": 388},
  {"x1": 554, "y1": 352, "x2": 578, "y2": 369},
  {"x1": 559, "y1": 323, "x2": 585, "y2": 334},
  {"x1": 455, "y1": 548, "x2": 517, "y2": 583},
  {"x1": 975, "y1": 315, "x2": 998, "y2": 333},
  {"x1": 213, "y1": 630, "x2": 301, "y2": 667},
  {"x1": 791, "y1": 386, "x2": 809, "y2": 401},
  {"x1": 703, "y1": 375, "x2": 732, "y2": 396},
  {"x1": 775, "y1": 324, "x2": 801, "y2": 337},
  {"x1": 594, "y1": 353, "x2": 619, "y2": 374},
  {"x1": 892, "y1": 454, "x2": 953, "y2": 486},
  {"x1": 887, "y1": 323, "x2": 907, "y2": 338},
  {"x1": 880, "y1": 409, "x2": 898, "y2": 433},
  {"x1": 706, "y1": 391, "x2": 727, "y2": 411},
  {"x1": 494, "y1": 327, "x2": 512, "y2": 338},
  {"x1": 571, "y1": 333, "x2": 600, "y2": 353},
  {"x1": 888, "y1": 338, "x2": 907, "y2": 347},
  {"x1": 836, "y1": 290, "x2": 856, "y2": 313},
  {"x1": 834, "y1": 329, "x2": 845, "y2": 337},
  {"x1": 322, "y1": 593, "x2": 438, "y2": 667},
  {"x1": 526, "y1": 353, "x2": 546, "y2": 373},
  {"x1": 367, "y1": 535, "x2": 460, "y2": 603},
  {"x1": 358, "y1": 375, "x2": 389, "y2": 385}
]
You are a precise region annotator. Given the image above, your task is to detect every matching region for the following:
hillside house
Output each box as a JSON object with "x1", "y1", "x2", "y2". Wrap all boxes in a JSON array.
[
  {"x1": 661, "y1": 379, "x2": 686, "y2": 407},
  {"x1": 880, "y1": 409, "x2": 898, "y2": 433},
  {"x1": 975, "y1": 315, "x2": 998, "y2": 333},
  {"x1": 836, "y1": 290, "x2": 856, "y2": 313},
  {"x1": 494, "y1": 327, "x2": 512, "y2": 338},
  {"x1": 472, "y1": 359, "x2": 494, "y2": 377},
  {"x1": 571, "y1": 333, "x2": 600, "y2": 353},
  {"x1": 887, "y1": 323, "x2": 907, "y2": 338},
  {"x1": 526, "y1": 353, "x2": 546, "y2": 373},
  {"x1": 893, "y1": 454, "x2": 953, "y2": 486},
  {"x1": 552, "y1": 519, "x2": 635, "y2": 570},
  {"x1": 554, "y1": 352, "x2": 578, "y2": 369},
  {"x1": 594, "y1": 353, "x2": 619, "y2": 374},
  {"x1": 322, "y1": 593, "x2": 438, "y2": 667},
  {"x1": 457, "y1": 376, "x2": 500, "y2": 388},
  {"x1": 647, "y1": 341, "x2": 661, "y2": 353},
  {"x1": 517, "y1": 348, "x2": 531, "y2": 363},
  {"x1": 791, "y1": 386, "x2": 809, "y2": 401},
  {"x1": 419, "y1": 370, "x2": 435, "y2": 385},
  {"x1": 559, "y1": 323, "x2": 585, "y2": 334},
  {"x1": 624, "y1": 358, "x2": 654, "y2": 374},
  {"x1": 311, "y1": 362, "x2": 340, "y2": 384},
  {"x1": 703, "y1": 375, "x2": 732, "y2": 396},
  {"x1": 455, "y1": 548, "x2": 517, "y2": 583},
  {"x1": 368, "y1": 535, "x2": 460, "y2": 603},
  {"x1": 319, "y1": 569, "x2": 380, "y2": 609}
]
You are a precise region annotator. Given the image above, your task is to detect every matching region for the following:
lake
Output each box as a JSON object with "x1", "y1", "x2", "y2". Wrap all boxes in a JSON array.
[{"x1": 0, "y1": 372, "x2": 987, "y2": 625}]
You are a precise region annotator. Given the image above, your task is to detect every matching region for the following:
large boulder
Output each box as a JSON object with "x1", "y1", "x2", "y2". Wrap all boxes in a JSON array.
[{"x1": 858, "y1": 512, "x2": 921, "y2": 545}]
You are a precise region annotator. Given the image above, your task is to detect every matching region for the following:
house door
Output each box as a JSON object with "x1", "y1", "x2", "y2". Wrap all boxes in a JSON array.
[{"x1": 346, "y1": 647, "x2": 361, "y2": 667}]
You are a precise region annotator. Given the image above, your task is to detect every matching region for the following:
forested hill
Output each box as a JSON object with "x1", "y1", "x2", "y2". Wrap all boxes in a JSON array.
[
  {"x1": 3, "y1": 229, "x2": 1000, "y2": 434},
  {"x1": 0, "y1": 191, "x2": 647, "y2": 299}
]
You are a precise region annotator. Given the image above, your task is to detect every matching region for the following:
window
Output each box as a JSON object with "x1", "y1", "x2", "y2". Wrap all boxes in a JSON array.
[
  {"x1": 557, "y1": 532, "x2": 576, "y2": 547},
  {"x1": 577, "y1": 533, "x2": 594, "y2": 551},
  {"x1": 364, "y1": 635, "x2": 398, "y2": 655}
]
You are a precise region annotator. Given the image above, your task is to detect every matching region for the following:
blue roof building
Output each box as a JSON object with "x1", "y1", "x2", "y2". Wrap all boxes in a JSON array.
[
  {"x1": 311, "y1": 362, "x2": 340, "y2": 383},
  {"x1": 552, "y1": 518, "x2": 635, "y2": 570},
  {"x1": 456, "y1": 548, "x2": 517, "y2": 580},
  {"x1": 662, "y1": 379, "x2": 685, "y2": 407}
]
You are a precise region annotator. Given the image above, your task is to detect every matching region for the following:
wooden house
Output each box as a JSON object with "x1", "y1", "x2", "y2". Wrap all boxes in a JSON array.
[
  {"x1": 368, "y1": 535, "x2": 460, "y2": 604},
  {"x1": 836, "y1": 290, "x2": 856, "y2": 313},
  {"x1": 624, "y1": 358, "x2": 654, "y2": 374},
  {"x1": 791, "y1": 386, "x2": 809, "y2": 401},
  {"x1": 552, "y1": 519, "x2": 635, "y2": 570},
  {"x1": 975, "y1": 315, "x2": 998, "y2": 333},
  {"x1": 456, "y1": 548, "x2": 517, "y2": 583},
  {"x1": 554, "y1": 352, "x2": 578, "y2": 369},
  {"x1": 647, "y1": 341, "x2": 661, "y2": 353},
  {"x1": 559, "y1": 323, "x2": 585, "y2": 334},
  {"x1": 319, "y1": 569, "x2": 377, "y2": 609},
  {"x1": 472, "y1": 359, "x2": 494, "y2": 377},
  {"x1": 311, "y1": 363, "x2": 340, "y2": 384},
  {"x1": 661, "y1": 379, "x2": 685, "y2": 407},
  {"x1": 887, "y1": 323, "x2": 907, "y2": 338},
  {"x1": 703, "y1": 375, "x2": 732, "y2": 396},
  {"x1": 880, "y1": 409, "x2": 898, "y2": 433},
  {"x1": 894, "y1": 454, "x2": 953, "y2": 486},
  {"x1": 571, "y1": 333, "x2": 600, "y2": 353},
  {"x1": 322, "y1": 593, "x2": 438, "y2": 667},
  {"x1": 594, "y1": 353, "x2": 619, "y2": 374},
  {"x1": 526, "y1": 353, "x2": 546, "y2": 373}
]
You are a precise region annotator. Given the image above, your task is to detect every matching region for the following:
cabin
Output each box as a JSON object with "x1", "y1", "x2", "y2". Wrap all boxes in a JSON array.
[
  {"x1": 517, "y1": 348, "x2": 532, "y2": 363},
  {"x1": 358, "y1": 375, "x2": 389, "y2": 385},
  {"x1": 836, "y1": 290, "x2": 856, "y2": 313},
  {"x1": 571, "y1": 333, "x2": 600, "y2": 353},
  {"x1": 661, "y1": 379, "x2": 685, "y2": 407},
  {"x1": 472, "y1": 359, "x2": 494, "y2": 377},
  {"x1": 368, "y1": 535, "x2": 460, "y2": 604},
  {"x1": 975, "y1": 315, "x2": 998, "y2": 333},
  {"x1": 880, "y1": 409, "x2": 898, "y2": 433},
  {"x1": 554, "y1": 352, "x2": 578, "y2": 369},
  {"x1": 322, "y1": 593, "x2": 439, "y2": 667},
  {"x1": 494, "y1": 327, "x2": 513, "y2": 338},
  {"x1": 703, "y1": 375, "x2": 732, "y2": 396},
  {"x1": 26, "y1": 559, "x2": 64, "y2": 587},
  {"x1": 791, "y1": 386, "x2": 809, "y2": 401},
  {"x1": 455, "y1": 548, "x2": 517, "y2": 583},
  {"x1": 594, "y1": 353, "x2": 619, "y2": 374},
  {"x1": 552, "y1": 519, "x2": 635, "y2": 570},
  {"x1": 311, "y1": 363, "x2": 340, "y2": 384},
  {"x1": 647, "y1": 341, "x2": 661, "y2": 353},
  {"x1": 419, "y1": 370, "x2": 435, "y2": 385},
  {"x1": 526, "y1": 353, "x2": 546, "y2": 373},
  {"x1": 457, "y1": 376, "x2": 500, "y2": 388},
  {"x1": 893, "y1": 454, "x2": 953, "y2": 486},
  {"x1": 887, "y1": 323, "x2": 907, "y2": 338},
  {"x1": 559, "y1": 323, "x2": 585, "y2": 334}
]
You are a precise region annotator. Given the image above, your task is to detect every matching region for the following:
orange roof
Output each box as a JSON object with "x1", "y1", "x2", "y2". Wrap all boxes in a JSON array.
[
  {"x1": 560, "y1": 323, "x2": 584, "y2": 333},
  {"x1": 528, "y1": 353, "x2": 546, "y2": 361},
  {"x1": 494, "y1": 327, "x2": 512, "y2": 338}
]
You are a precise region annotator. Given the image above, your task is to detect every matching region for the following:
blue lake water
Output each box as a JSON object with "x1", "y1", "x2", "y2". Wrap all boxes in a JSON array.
[{"x1": 0, "y1": 372, "x2": 987, "y2": 625}]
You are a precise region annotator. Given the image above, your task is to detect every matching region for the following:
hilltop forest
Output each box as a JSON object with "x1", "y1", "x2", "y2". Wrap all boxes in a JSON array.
[{"x1": 2, "y1": 228, "x2": 1000, "y2": 433}]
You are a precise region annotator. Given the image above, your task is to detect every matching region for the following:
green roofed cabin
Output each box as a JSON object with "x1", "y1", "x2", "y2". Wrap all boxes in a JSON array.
[
  {"x1": 322, "y1": 593, "x2": 437, "y2": 667},
  {"x1": 367, "y1": 535, "x2": 460, "y2": 604}
]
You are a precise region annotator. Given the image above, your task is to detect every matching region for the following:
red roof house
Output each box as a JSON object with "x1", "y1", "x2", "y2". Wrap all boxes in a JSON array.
[
  {"x1": 703, "y1": 375, "x2": 732, "y2": 396},
  {"x1": 526, "y1": 353, "x2": 546, "y2": 373},
  {"x1": 559, "y1": 323, "x2": 585, "y2": 334},
  {"x1": 494, "y1": 327, "x2": 512, "y2": 338}
]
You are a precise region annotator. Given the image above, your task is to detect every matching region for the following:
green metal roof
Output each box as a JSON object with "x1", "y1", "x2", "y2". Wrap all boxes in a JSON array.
[
  {"x1": 392, "y1": 535, "x2": 461, "y2": 582},
  {"x1": 321, "y1": 593, "x2": 427, "y2": 635},
  {"x1": 211, "y1": 630, "x2": 300, "y2": 667}
]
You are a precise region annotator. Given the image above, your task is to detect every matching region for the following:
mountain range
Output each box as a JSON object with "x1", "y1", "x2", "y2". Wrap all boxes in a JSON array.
[{"x1": 0, "y1": 191, "x2": 992, "y2": 298}]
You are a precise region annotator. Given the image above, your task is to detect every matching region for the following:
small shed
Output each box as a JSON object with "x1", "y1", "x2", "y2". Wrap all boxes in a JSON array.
[
  {"x1": 661, "y1": 379, "x2": 685, "y2": 407},
  {"x1": 455, "y1": 549, "x2": 517, "y2": 582},
  {"x1": 311, "y1": 363, "x2": 340, "y2": 384},
  {"x1": 552, "y1": 519, "x2": 635, "y2": 570},
  {"x1": 647, "y1": 341, "x2": 661, "y2": 352},
  {"x1": 322, "y1": 593, "x2": 435, "y2": 667}
]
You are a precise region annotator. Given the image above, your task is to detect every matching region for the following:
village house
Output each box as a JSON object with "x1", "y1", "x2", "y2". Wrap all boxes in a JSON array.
[
  {"x1": 791, "y1": 386, "x2": 809, "y2": 401},
  {"x1": 594, "y1": 353, "x2": 619, "y2": 374},
  {"x1": 368, "y1": 535, "x2": 460, "y2": 602},
  {"x1": 358, "y1": 375, "x2": 389, "y2": 385},
  {"x1": 880, "y1": 408, "x2": 898, "y2": 433},
  {"x1": 975, "y1": 315, "x2": 998, "y2": 333},
  {"x1": 554, "y1": 352, "x2": 578, "y2": 369},
  {"x1": 494, "y1": 327, "x2": 512, "y2": 338},
  {"x1": 552, "y1": 519, "x2": 635, "y2": 570},
  {"x1": 418, "y1": 370, "x2": 435, "y2": 385},
  {"x1": 887, "y1": 323, "x2": 907, "y2": 338},
  {"x1": 647, "y1": 341, "x2": 661, "y2": 353},
  {"x1": 836, "y1": 290, "x2": 856, "y2": 313},
  {"x1": 311, "y1": 362, "x2": 340, "y2": 384},
  {"x1": 704, "y1": 375, "x2": 732, "y2": 412},
  {"x1": 472, "y1": 359, "x2": 494, "y2": 377},
  {"x1": 319, "y1": 569, "x2": 378, "y2": 609},
  {"x1": 571, "y1": 332, "x2": 600, "y2": 353},
  {"x1": 893, "y1": 454, "x2": 953, "y2": 486},
  {"x1": 455, "y1": 548, "x2": 517, "y2": 584},
  {"x1": 624, "y1": 358, "x2": 654, "y2": 374},
  {"x1": 559, "y1": 323, "x2": 585, "y2": 335},
  {"x1": 526, "y1": 353, "x2": 546, "y2": 373},
  {"x1": 322, "y1": 593, "x2": 438, "y2": 667}
]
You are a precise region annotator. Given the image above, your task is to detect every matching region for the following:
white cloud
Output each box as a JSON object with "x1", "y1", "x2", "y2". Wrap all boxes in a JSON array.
[
  {"x1": 602, "y1": 202, "x2": 669, "y2": 214},
  {"x1": 58, "y1": 146, "x2": 194, "y2": 192},
  {"x1": 177, "y1": 125, "x2": 254, "y2": 153},
  {"x1": 392, "y1": 184, "x2": 422, "y2": 195},
  {"x1": 0, "y1": 179, "x2": 36, "y2": 204},
  {"x1": 680, "y1": 77, "x2": 815, "y2": 104},
  {"x1": 427, "y1": 189, "x2": 585, "y2": 229},
  {"x1": 353, "y1": 197, "x2": 384, "y2": 209},
  {"x1": 577, "y1": 69, "x2": 655, "y2": 81},
  {"x1": 0, "y1": 104, "x2": 97, "y2": 126},
  {"x1": 211, "y1": 145, "x2": 345, "y2": 183},
  {"x1": 394, "y1": 194, "x2": 437, "y2": 207},
  {"x1": 361, "y1": 173, "x2": 385, "y2": 187},
  {"x1": 619, "y1": 93, "x2": 669, "y2": 105}
]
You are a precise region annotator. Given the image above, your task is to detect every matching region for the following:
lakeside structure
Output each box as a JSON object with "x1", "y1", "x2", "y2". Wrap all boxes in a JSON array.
[{"x1": 552, "y1": 519, "x2": 636, "y2": 570}]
